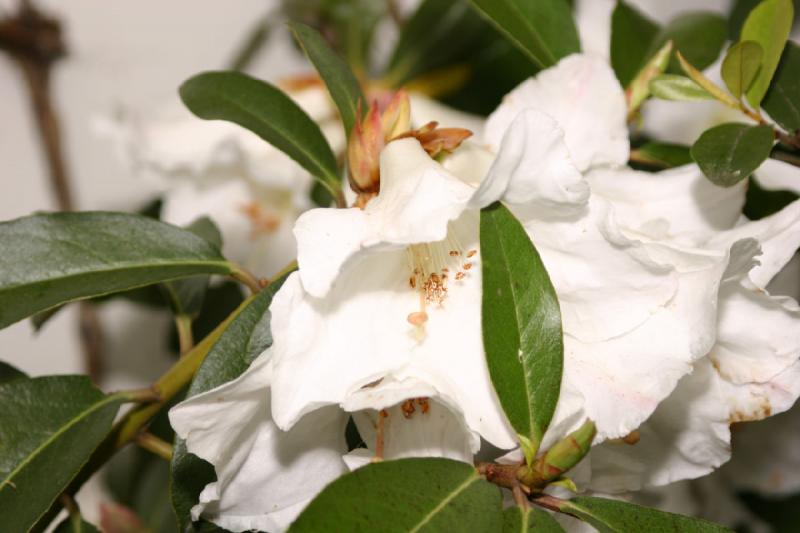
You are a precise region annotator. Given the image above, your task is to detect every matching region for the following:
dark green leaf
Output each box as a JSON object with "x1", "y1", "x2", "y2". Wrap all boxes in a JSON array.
[
  {"x1": 610, "y1": 1, "x2": 659, "y2": 86},
  {"x1": 0, "y1": 376, "x2": 124, "y2": 531},
  {"x1": 289, "y1": 21, "x2": 365, "y2": 137},
  {"x1": 740, "y1": 0, "x2": 794, "y2": 107},
  {"x1": 289, "y1": 458, "x2": 502, "y2": 532},
  {"x1": 721, "y1": 40, "x2": 764, "y2": 99},
  {"x1": 480, "y1": 203, "x2": 563, "y2": 459},
  {"x1": 655, "y1": 12, "x2": 728, "y2": 73},
  {"x1": 161, "y1": 217, "x2": 223, "y2": 317},
  {"x1": 559, "y1": 496, "x2": 732, "y2": 532},
  {"x1": 691, "y1": 123, "x2": 775, "y2": 186},
  {"x1": 0, "y1": 361, "x2": 26, "y2": 384},
  {"x1": 467, "y1": 0, "x2": 580, "y2": 69},
  {"x1": 503, "y1": 505, "x2": 564, "y2": 532},
  {"x1": 631, "y1": 142, "x2": 694, "y2": 169},
  {"x1": 180, "y1": 71, "x2": 340, "y2": 194},
  {"x1": 649, "y1": 74, "x2": 713, "y2": 100},
  {"x1": 387, "y1": 0, "x2": 489, "y2": 85},
  {"x1": 53, "y1": 516, "x2": 100, "y2": 533},
  {"x1": 744, "y1": 172, "x2": 800, "y2": 220},
  {"x1": 171, "y1": 273, "x2": 291, "y2": 532},
  {"x1": 0, "y1": 212, "x2": 233, "y2": 330},
  {"x1": 763, "y1": 41, "x2": 800, "y2": 132}
]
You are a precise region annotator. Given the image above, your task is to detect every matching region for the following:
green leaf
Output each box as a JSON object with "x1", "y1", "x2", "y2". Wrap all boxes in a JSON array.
[
  {"x1": 558, "y1": 496, "x2": 733, "y2": 532},
  {"x1": 467, "y1": 0, "x2": 580, "y2": 69},
  {"x1": 763, "y1": 41, "x2": 800, "y2": 132},
  {"x1": 161, "y1": 217, "x2": 222, "y2": 318},
  {"x1": 610, "y1": 1, "x2": 660, "y2": 86},
  {"x1": 0, "y1": 212, "x2": 233, "y2": 330},
  {"x1": 387, "y1": 0, "x2": 489, "y2": 86},
  {"x1": 740, "y1": 0, "x2": 794, "y2": 107},
  {"x1": 180, "y1": 71, "x2": 341, "y2": 195},
  {"x1": 480, "y1": 202, "x2": 563, "y2": 458},
  {"x1": 631, "y1": 141, "x2": 694, "y2": 169},
  {"x1": 0, "y1": 361, "x2": 26, "y2": 384},
  {"x1": 722, "y1": 41, "x2": 764, "y2": 99},
  {"x1": 649, "y1": 74, "x2": 713, "y2": 100},
  {"x1": 0, "y1": 376, "x2": 125, "y2": 531},
  {"x1": 654, "y1": 12, "x2": 728, "y2": 73},
  {"x1": 289, "y1": 21, "x2": 365, "y2": 137},
  {"x1": 171, "y1": 273, "x2": 291, "y2": 532},
  {"x1": 289, "y1": 458, "x2": 502, "y2": 532},
  {"x1": 53, "y1": 516, "x2": 100, "y2": 533},
  {"x1": 691, "y1": 123, "x2": 775, "y2": 186},
  {"x1": 503, "y1": 505, "x2": 564, "y2": 532}
]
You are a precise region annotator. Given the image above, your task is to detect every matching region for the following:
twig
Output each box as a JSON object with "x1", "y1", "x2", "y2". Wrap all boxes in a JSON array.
[
  {"x1": 175, "y1": 314, "x2": 194, "y2": 356},
  {"x1": 231, "y1": 265, "x2": 264, "y2": 294},
  {"x1": 0, "y1": 2, "x2": 106, "y2": 382},
  {"x1": 135, "y1": 432, "x2": 173, "y2": 461}
]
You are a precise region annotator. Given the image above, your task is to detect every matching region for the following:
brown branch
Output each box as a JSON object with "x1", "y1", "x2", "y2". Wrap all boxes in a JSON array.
[{"x1": 0, "y1": 2, "x2": 105, "y2": 382}]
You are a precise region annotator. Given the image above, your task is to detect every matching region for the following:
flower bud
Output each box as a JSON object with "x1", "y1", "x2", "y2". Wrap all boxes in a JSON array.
[
  {"x1": 347, "y1": 101, "x2": 384, "y2": 195},
  {"x1": 537, "y1": 420, "x2": 596, "y2": 480}
]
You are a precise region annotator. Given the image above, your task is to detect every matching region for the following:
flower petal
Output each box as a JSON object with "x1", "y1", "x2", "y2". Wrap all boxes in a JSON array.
[
  {"x1": 294, "y1": 138, "x2": 476, "y2": 298},
  {"x1": 470, "y1": 110, "x2": 587, "y2": 210},
  {"x1": 169, "y1": 353, "x2": 348, "y2": 532},
  {"x1": 586, "y1": 165, "x2": 746, "y2": 241},
  {"x1": 485, "y1": 54, "x2": 628, "y2": 172},
  {"x1": 755, "y1": 158, "x2": 800, "y2": 195},
  {"x1": 587, "y1": 359, "x2": 731, "y2": 492},
  {"x1": 709, "y1": 199, "x2": 800, "y2": 288}
]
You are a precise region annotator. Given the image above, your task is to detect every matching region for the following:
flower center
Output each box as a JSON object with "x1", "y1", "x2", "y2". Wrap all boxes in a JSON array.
[{"x1": 405, "y1": 227, "x2": 476, "y2": 330}]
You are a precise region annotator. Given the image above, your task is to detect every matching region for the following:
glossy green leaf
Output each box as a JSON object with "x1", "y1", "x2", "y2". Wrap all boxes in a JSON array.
[
  {"x1": 0, "y1": 212, "x2": 233, "y2": 330},
  {"x1": 649, "y1": 74, "x2": 713, "y2": 100},
  {"x1": 721, "y1": 40, "x2": 764, "y2": 98},
  {"x1": 289, "y1": 458, "x2": 502, "y2": 532},
  {"x1": 387, "y1": 0, "x2": 488, "y2": 85},
  {"x1": 631, "y1": 142, "x2": 693, "y2": 169},
  {"x1": 610, "y1": 1, "x2": 659, "y2": 86},
  {"x1": 480, "y1": 202, "x2": 563, "y2": 459},
  {"x1": 180, "y1": 71, "x2": 340, "y2": 194},
  {"x1": 740, "y1": 0, "x2": 794, "y2": 107},
  {"x1": 503, "y1": 505, "x2": 564, "y2": 532},
  {"x1": 289, "y1": 21, "x2": 365, "y2": 137},
  {"x1": 558, "y1": 496, "x2": 732, "y2": 532},
  {"x1": 763, "y1": 41, "x2": 800, "y2": 132},
  {"x1": 0, "y1": 376, "x2": 124, "y2": 531},
  {"x1": 654, "y1": 12, "x2": 728, "y2": 73},
  {"x1": 0, "y1": 361, "x2": 26, "y2": 384},
  {"x1": 467, "y1": 0, "x2": 580, "y2": 69},
  {"x1": 171, "y1": 273, "x2": 291, "y2": 532},
  {"x1": 691, "y1": 123, "x2": 775, "y2": 186}
]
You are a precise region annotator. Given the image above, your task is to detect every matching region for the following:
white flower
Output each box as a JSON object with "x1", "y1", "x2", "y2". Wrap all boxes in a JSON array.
[{"x1": 103, "y1": 82, "x2": 344, "y2": 278}]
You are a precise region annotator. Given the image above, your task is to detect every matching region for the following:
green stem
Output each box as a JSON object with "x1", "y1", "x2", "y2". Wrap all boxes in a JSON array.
[
  {"x1": 175, "y1": 314, "x2": 194, "y2": 355},
  {"x1": 231, "y1": 265, "x2": 264, "y2": 294},
  {"x1": 135, "y1": 432, "x2": 174, "y2": 461}
]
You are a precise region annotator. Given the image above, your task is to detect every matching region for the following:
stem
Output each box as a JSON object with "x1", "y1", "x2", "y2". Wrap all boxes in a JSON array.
[
  {"x1": 135, "y1": 432, "x2": 173, "y2": 461},
  {"x1": 175, "y1": 314, "x2": 194, "y2": 355},
  {"x1": 373, "y1": 409, "x2": 388, "y2": 461},
  {"x1": 33, "y1": 295, "x2": 255, "y2": 531},
  {"x1": 512, "y1": 485, "x2": 529, "y2": 510},
  {"x1": 227, "y1": 12, "x2": 273, "y2": 72},
  {"x1": 117, "y1": 387, "x2": 160, "y2": 403},
  {"x1": 231, "y1": 265, "x2": 264, "y2": 294},
  {"x1": 531, "y1": 494, "x2": 565, "y2": 513}
]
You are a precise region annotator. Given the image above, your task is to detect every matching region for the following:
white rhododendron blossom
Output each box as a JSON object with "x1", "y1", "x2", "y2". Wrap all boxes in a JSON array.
[
  {"x1": 106, "y1": 82, "x2": 344, "y2": 278},
  {"x1": 169, "y1": 52, "x2": 800, "y2": 531}
]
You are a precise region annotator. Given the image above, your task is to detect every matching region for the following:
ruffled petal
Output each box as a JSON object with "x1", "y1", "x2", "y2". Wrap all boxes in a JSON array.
[
  {"x1": 271, "y1": 213, "x2": 517, "y2": 449},
  {"x1": 293, "y1": 138, "x2": 475, "y2": 298},
  {"x1": 485, "y1": 54, "x2": 628, "y2": 172},
  {"x1": 709, "y1": 199, "x2": 800, "y2": 288},
  {"x1": 587, "y1": 359, "x2": 731, "y2": 492},
  {"x1": 169, "y1": 353, "x2": 348, "y2": 532},
  {"x1": 470, "y1": 110, "x2": 587, "y2": 210},
  {"x1": 586, "y1": 165, "x2": 746, "y2": 241}
]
